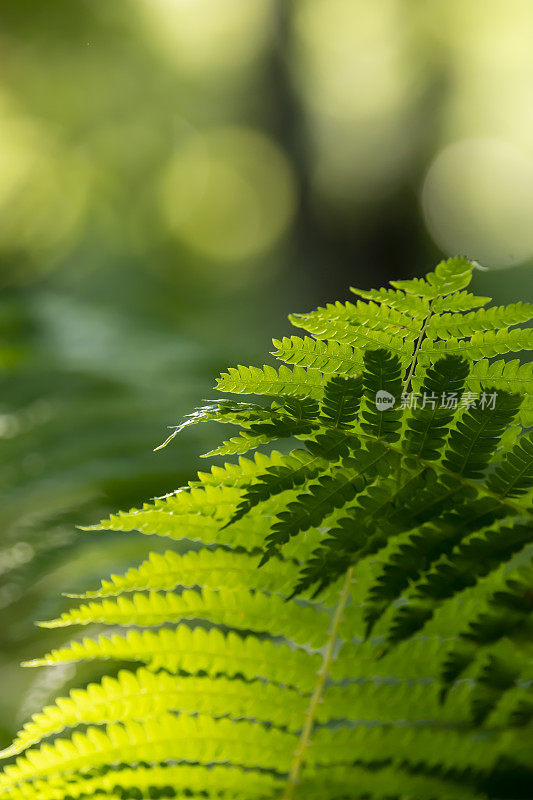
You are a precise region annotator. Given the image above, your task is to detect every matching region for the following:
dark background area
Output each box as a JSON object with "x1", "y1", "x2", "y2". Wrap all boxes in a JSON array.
[{"x1": 0, "y1": 0, "x2": 532, "y2": 743}]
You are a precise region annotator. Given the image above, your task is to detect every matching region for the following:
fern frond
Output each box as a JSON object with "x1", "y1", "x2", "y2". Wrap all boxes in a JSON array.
[
  {"x1": 23, "y1": 627, "x2": 322, "y2": 690},
  {"x1": 301, "y1": 765, "x2": 487, "y2": 800},
  {"x1": 310, "y1": 722, "x2": 527, "y2": 772},
  {"x1": 260, "y1": 440, "x2": 395, "y2": 564},
  {"x1": 289, "y1": 313, "x2": 412, "y2": 360},
  {"x1": 467, "y1": 357, "x2": 533, "y2": 394},
  {"x1": 426, "y1": 302, "x2": 533, "y2": 339},
  {"x1": 440, "y1": 560, "x2": 533, "y2": 703},
  {"x1": 486, "y1": 430, "x2": 533, "y2": 498},
  {"x1": 204, "y1": 425, "x2": 309, "y2": 458},
  {"x1": 1, "y1": 668, "x2": 309, "y2": 757},
  {"x1": 216, "y1": 364, "x2": 325, "y2": 399},
  {"x1": 418, "y1": 327, "x2": 533, "y2": 363},
  {"x1": 191, "y1": 449, "x2": 291, "y2": 488},
  {"x1": 0, "y1": 713, "x2": 296, "y2": 791},
  {"x1": 332, "y1": 635, "x2": 452, "y2": 683},
  {"x1": 206, "y1": 395, "x2": 341, "y2": 458},
  {"x1": 155, "y1": 399, "x2": 282, "y2": 450},
  {"x1": 431, "y1": 289, "x2": 492, "y2": 312},
  {"x1": 319, "y1": 375, "x2": 363, "y2": 430},
  {"x1": 290, "y1": 299, "x2": 421, "y2": 341},
  {"x1": 362, "y1": 492, "x2": 511, "y2": 636},
  {"x1": 442, "y1": 390, "x2": 522, "y2": 478},
  {"x1": 360, "y1": 348, "x2": 403, "y2": 442},
  {"x1": 459, "y1": 560, "x2": 532, "y2": 650},
  {"x1": 82, "y1": 487, "x2": 272, "y2": 549},
  {"x1": 2, "y1": 765, "x2": 284, "y2": 800},
  {"x1": 197, "y1": 397, "x2": 320, "y2": 457},
  {"x1": 68, "y1": 548, "x2": 299, "y2": 599},
  {"x1": 382, "y1": 520, "x2": 532, "y2": 645},
  {"x1": 390, "y1": 256, "x2": 475, "y2": 298},
  {"x1": 349, "y1": 285, "x2": 430, "y2": 317},
  {"x1": 467, "y1": 643, "x2": 532, "y2": 725},
  {"x1": 409, "y1": 522, "x2": 532, "y2": 610},
  {"x1": 226, "y1": 449, "x2": 324, "y2": 528},
  {"x1": 466, "y1": 358, "x2": 533, "y2": 426},
  {"x1": 39, "y1": 587, "x2": 331, "y2": 647},
  {"x1": 292, "y1": 468, "x2": 438, "y2": 598},
  {"x1": 203, "y1": 429, "x2": 282, "y2": 457},
  {"x1": 3, "y1": 256, "x2": 532, "y2": 800},
  {"x1": 272, "y1": 335, "x2": 364, "y2": 375},
  {"x1": 403, "y1": 355, "x2": 469, "y2": 459},
  {"x1": 486, "y1": 673, "x2": 533, "y2": 730},
  {"x1": 1, "y1": 765, "x2": 284, "y2": 800}
]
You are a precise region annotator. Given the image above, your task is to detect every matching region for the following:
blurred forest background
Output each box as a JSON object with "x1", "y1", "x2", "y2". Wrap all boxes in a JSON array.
[{"x1": 0, "y1": 0, "x2": 532, "y2": 745}]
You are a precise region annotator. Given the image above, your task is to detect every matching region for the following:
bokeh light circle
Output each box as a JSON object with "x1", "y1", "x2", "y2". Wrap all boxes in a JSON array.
[
  {"x1": 422, "y1": 138, "x2": 533, "y2": 268},
  {"x1": 160, "y1": 127, "x2": 297, "y2": 264},
  {"x1": 294, "y1": 0, "x2": 409, "y2": 121},
  {"x1": 136, "y1": 0, "x2": 273, "y2": 76},
  {"x1": 0, "y1": 106, "x2": 90, "y2": 274}
]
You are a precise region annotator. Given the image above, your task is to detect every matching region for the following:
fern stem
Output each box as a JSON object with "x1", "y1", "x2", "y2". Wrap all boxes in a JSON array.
[
  {"x1": 396, "y1": 302, "x2": 434, "y2": 488},
  {"x1": 402, "y1": 301, "x2": 434, "y2": 392},
  {"x1": 282, "y1": 566, "x2": 354, "y2": 800}
]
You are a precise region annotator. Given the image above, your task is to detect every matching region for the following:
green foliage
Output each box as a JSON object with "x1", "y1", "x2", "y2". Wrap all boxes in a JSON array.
[
  {"x1": 1, "y1": 257, "x2": 532, "y2": 800},
  {"x1": 0, "y1": 292, "x2": 221, "y2": 744},
  {"x1": 404, "y1": 355, "x2": 469, "y2": 459}
]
